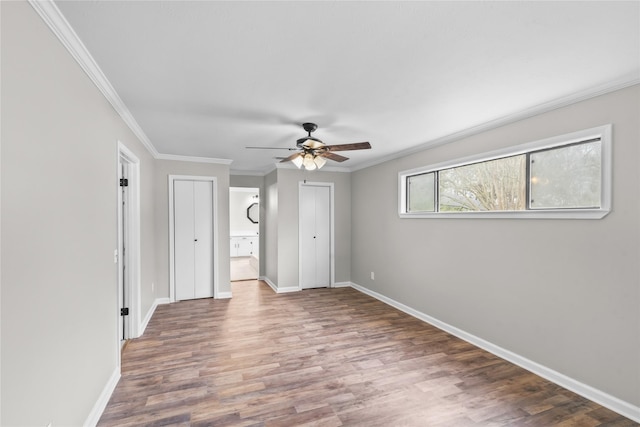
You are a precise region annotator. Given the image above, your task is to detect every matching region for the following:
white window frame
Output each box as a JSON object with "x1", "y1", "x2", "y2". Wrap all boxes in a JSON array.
[{"x1": 398, "y1": 124, "x2": 612, "y2": 219}]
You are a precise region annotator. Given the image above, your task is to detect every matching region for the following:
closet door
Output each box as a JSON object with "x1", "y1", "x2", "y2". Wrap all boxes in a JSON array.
[
  {"x1": 174, "y1": 180, "x2": 214, "y2": 300},
  {"x1": 300, "y1": 184, "x2": 331, "y2": 289},
  {"x1": 314, "y1": 186, "x2": 330, "y2": 286},
  {"x1": 174, "y1": 181, "x2": 196, "y2": 301},
  {"x1": 193, "y1": 181, "x2": 213, "y2": 298}
]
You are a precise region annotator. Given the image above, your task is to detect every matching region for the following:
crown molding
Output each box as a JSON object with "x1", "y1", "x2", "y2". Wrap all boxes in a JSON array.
[
  {"x1": 29, "y1": 0, "x2": 639, "y2": 172},
  {"x1": 29, "y1": 0, "x2": 160, "y2": 158},
  {"x1": 352, "y1": 76, "x2": 640, "y2": 172},
  {"x1": 156, "y1": 154, "x2": 233, "y2": 165}
]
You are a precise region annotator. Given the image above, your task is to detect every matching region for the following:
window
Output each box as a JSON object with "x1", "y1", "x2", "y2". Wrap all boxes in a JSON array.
[
  {"x1": 407, "y1": 172, "x2": 435, "y2": 212},
  {"x1": 399, "y1": 125, "x2": 611, "y2": 219}
]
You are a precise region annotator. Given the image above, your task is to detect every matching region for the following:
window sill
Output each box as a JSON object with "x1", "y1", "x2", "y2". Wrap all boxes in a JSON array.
[{"x1": 399, "y1": 208, "x2": 610, "y2": 220}]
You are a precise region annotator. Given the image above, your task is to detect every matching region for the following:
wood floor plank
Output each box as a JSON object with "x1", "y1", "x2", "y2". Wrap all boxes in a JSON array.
[{"x1": 98, "y1": 280, "x2": 637, "y2": 426}]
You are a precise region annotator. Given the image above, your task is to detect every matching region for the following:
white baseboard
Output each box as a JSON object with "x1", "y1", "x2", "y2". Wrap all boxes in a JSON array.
[
  {"x1": 260, "y1": 276, "x2": 300, "y2": 293},
  {"x1": 333, "y1": 281, "x2": 353, "y2": 288},
  {"x1": 139, "y1": 298, "x2": 170, "y2": 337},
  {"x1": 276, "y1": 286, "x2": 300, "y2": 293},
  {"x1": 350, "y1": 282, "x2": 640, "y2": 423},
  {"x1": 217, "y1": 291, "x2": 232, "y2": 299},
  {"x1": 83, "y1": 367, "x2": 120, "y2": 427},
  {"x1": 260, "y1": 276, "x2": 277, "y2": 293}
]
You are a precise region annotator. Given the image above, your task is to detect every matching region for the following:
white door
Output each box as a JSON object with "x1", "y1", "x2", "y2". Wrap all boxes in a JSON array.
[
  {"x1": 300, "y1": 184, "x2": 331, "y2": 289},
  {"x1": 174, "y1": 180, "x2": 214, "y2": 300},
  {"x1": 119, "y1": 162, "x2": 129, "y2": 342}
]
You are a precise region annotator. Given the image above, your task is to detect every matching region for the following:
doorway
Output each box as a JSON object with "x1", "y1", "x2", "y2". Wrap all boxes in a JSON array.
[
  {"x1": 117, "y1": 142, "x2": 140, "y2": 350},
  {"x1": 299, "y1": 182, "x2": 334, "y2": 289},
  {"x1": 230, "y1": 187, "x2": 260, "y2": 281}
]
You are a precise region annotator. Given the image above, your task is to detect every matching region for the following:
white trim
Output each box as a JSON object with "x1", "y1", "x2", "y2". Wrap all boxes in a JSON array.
[
  {"x1": 28, "y1": 1, "x2": 159, "y2": 158},
  {"x1": 168, "y1": 175, "x2": 219, "y2": 302},
  {"x1": 261, "y1": 276, "x2": 299, "y2": 294},
  {"x1": 83, "y1": 367, "x2": 120, "y2": 427},
  {"x1": 350, "y1": 282, "x2": 640, "y2": 424},
  {"x1": 353, "y1": 79, "x2": 639, "y2": 172},
  {"x1": 28, "y1": 0, "x2": 235, "y2": 167},
  {"x1": 298, "y1": 181, "x2": 335, "y2": 290},
  {"x1": 28, "y1": 0, "x2": 639, "y2": 174},
  {"x1": 261, "y1": 276, "x2": 278, "y2": 293},
  {"x1": 398, "y1": 125, "x2": 612, "y2": 220},
  {"x1": 276, "y1": 286, "x2": 301, "y2": 294},
  {"x1": 230, "y1": 187, "x2": 260, "y2": 193},
  {"x1": 217, "y1": 291, "x2": 233, "y2": 299},
  {"x1": 332, "y1": 281, "x2": 353, "y2": 288},
  {"x1": 139, "y1": 298, "x2": 171, "y2": 336},
  {"x1": 156, "y1": 153, "x2": 233, "y2": 165},
  {"x1": 117, "y1": 142, "x2": 141, "y2": 342}
]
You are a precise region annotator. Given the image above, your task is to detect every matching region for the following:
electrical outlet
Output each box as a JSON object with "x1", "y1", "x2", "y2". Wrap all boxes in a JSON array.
[
  {"x1": 371, "y1": 272, "x2": 375, "y2": 280},
  {"x1": 113, "y1": 249, "x2": 118, "y2": 264}
]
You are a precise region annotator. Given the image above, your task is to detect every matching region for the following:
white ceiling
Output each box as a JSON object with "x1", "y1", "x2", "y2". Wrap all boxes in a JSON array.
[{"x1": 53, "y1": 1, "x2": 639, "y2": 174}]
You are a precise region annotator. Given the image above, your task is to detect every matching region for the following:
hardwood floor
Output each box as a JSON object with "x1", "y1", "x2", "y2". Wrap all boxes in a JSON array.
[
  {"x1": 230, "y1": 257, "x2": 258, "y2": 282},
  {"x1": 99, "y1": 281, "x2": 637, "y2": 426}
]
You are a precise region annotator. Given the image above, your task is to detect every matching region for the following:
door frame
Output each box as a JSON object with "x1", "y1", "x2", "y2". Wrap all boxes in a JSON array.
[
  {"x1": 168, "y1": 175, "x2": 219, "y2": 302},
  {"x1": 229, "y1": 186, "x2": 260, "y2": 281},
  {"x1": 117, "y1": 142, "x2": 141, "y2": 346},
  {"x1": 298, "y1": 181, "x2": 335, "y2": 290}
]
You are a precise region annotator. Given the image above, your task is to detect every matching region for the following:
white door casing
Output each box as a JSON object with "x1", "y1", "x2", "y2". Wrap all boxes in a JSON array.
[{"x1": 117, "y1": 141, "x2": 141, "y2": 351}]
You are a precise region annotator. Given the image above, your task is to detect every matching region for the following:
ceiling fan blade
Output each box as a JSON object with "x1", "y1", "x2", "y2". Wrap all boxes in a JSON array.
[
  {"x1": 246, "y1": 146, "x2": 297, "y2": 150},
  {"x1": 325, "y1": 142, "x2": 371, "y2": 152},
  {"x1": 280, "y1": 152, "x2": 303, "y2": 163},
  {"x1": 320, "y1": 152, "x2": 349, "y2": 162}
]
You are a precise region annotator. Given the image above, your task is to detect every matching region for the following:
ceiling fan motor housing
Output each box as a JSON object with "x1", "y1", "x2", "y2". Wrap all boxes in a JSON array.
[
  {"x1": 302, "y1": 122, "x2": 318, "y2": 133},
  {"x1": 297, "y1": 123, "x2": 323, "y2": 148}
]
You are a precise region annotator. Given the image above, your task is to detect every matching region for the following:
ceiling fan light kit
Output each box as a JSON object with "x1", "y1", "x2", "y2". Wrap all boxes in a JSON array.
[
  {"x1": 291, "y1": 154, "x2": 304, "y2": 169},
  {"x1": 247, "y1": 122, "x2": 371, "y2": 170},
  {"x1": 303, "y1": 153, "x2": 317, "y2": 170}
]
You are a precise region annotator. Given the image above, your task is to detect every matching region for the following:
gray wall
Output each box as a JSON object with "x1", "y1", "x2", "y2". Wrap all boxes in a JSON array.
[
  {"x1": 2, "y1": 1, "x2": 637, "y2": 423},
  {"x1": 264, "y1": 170, "x2": 278, "y2": 283},
  {"x1": 274, "y1": 168, "x2": 352, "y2": 288},
  {"x1": 0, "y1": 2, "x2": 157, "y2": 424},
  {"x1": 0, "y1": 4, "x2": 232, "y2": 424},
  {"x1": 350, "y1": 85, "x2": 640, "y2": 406}
]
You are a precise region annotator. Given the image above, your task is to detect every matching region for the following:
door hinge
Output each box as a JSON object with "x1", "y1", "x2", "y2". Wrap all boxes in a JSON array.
[
  {"x1": 120, "y1": 178, "x2": 129, "y2": 187},
  {"x1": 120, "y1": 307, "x2": 129, "y2": 316}
]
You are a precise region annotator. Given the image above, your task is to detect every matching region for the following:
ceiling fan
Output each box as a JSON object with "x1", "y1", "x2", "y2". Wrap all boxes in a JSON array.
[{"x1": 247, "y1": 123, "x2": 371, "y2": 170}]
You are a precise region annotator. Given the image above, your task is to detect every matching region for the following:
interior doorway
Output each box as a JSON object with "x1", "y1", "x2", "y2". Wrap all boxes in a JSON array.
[
  {"x1": 117, "y1": 142, "x2": 141, "y2": 352},
  {"x1": 230, "y1": 187, "x2": 260, "y2": 281}
]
